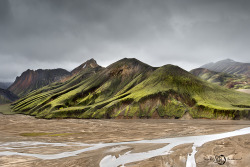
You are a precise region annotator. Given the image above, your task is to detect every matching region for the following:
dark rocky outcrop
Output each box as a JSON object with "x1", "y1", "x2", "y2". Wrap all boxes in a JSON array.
[
  {"x1": 8, "y1": 68, "x2": 70, "y2": 97},
  {"x1": 0, "y1": 88, "x2": 18, "y2": 104}
]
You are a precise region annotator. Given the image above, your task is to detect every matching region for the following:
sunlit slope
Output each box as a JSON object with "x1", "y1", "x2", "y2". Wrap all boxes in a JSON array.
[{"x1": 12, "y1": 58, "x2": 250, "y2": 119}]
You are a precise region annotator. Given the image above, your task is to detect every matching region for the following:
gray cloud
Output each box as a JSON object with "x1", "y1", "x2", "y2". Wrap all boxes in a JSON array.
[{"x1": 0, "y1": 0, "x2": 250, "y2": 82}]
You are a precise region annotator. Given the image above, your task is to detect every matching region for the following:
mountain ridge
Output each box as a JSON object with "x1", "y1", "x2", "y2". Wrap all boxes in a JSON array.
[
  {"x1": 8, "y1": 68, "x2": 70, "y2": 97},
  {"x1": 11, "y1": 58, "x2": 250, "y2": 120},
  {"x1": 71, "y1": 58, "x2": 101, "y2": 75},
  {"x1": 192, "y1": 59, "x2": 250, "y2": 89},
  {"x1": 201, "y1": 59, "x2": 250, "y2": 76},
  {"x1": 60, "y1": 58, "x2": 103, "y2": 82}
]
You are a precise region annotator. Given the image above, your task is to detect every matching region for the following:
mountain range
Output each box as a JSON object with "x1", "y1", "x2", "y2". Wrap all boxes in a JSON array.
[
  {"x1": 0, "y1": 59, "x2": 102, "y2": 104},
  {"x1": 200, "y1": 59, "x2": 250, "y2": 76},
  {"x1": 8, "y1": 68, "x2": 70, "y2": 97},
  {"x1": 7, "y1": 59, "x2": 102, "y2": 98},
  {"x1": 191, "y1": 59, "x2": 250, "y2": 89},
  {"x1": 11, "y1": 58, "x2": 250, "y2": 120}
]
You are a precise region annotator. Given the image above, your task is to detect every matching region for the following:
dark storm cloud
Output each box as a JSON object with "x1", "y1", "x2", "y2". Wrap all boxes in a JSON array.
[{"x1": 0, "y1": 0, "x2": 250, "y2": 81}]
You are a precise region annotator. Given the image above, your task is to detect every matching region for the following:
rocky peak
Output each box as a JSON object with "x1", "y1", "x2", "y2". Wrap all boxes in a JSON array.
[{"x1": 71, "y1": 58, "x2": 100, "y2": 75}]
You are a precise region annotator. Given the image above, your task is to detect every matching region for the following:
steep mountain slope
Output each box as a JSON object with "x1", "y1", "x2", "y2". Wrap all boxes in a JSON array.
[
  {"x1": 12, "y1": 58, "x2": 250, "y2": 120},
  {"x1": 0, "y1": 82, "x2": 12, "y2": 89},
  {"x1": 201, "y1": 59, "x2": 250, "y2": 76},
  {"x1": 0, "y1": 88, "x2": 18, "y2": 104},
  {"x1": 71, "y1": 58, "x2": 101, "y2": 75},
  {"x1": 8, "y1": 69, "x2": 70, "y2": 97},
  {"x1": 60, "y1": 59, "x2": 102, "y2": 82},
  {"x1": 190, "y1": 68, "x2": 250, "y2": 89}
]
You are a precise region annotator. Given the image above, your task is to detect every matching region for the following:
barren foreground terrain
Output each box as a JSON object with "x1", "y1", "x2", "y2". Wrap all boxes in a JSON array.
[
  {"x1": 0, "y1": 113, "x2": 250, "y2": 167},
  {"x1": 236, "y1": 89, "x2": 250, "y2": 94}
]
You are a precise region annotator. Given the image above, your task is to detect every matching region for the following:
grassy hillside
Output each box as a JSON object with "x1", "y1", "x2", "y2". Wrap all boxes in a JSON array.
[
  {"x1": 0, "y1": 104, "x2": 15, "y2": 115},
  {"x1": 11, "y1": 58, "x2": 250, "y2": 120}
]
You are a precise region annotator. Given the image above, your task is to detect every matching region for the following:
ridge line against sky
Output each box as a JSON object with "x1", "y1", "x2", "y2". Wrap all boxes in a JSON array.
[{"x1": 0, "y1": 0, "x2": 250, "y2": 82}]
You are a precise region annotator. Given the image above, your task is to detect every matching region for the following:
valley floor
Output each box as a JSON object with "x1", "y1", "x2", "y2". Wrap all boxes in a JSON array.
[{"x1": 0, "y1": 114, "x2": 250, "y2": 167}]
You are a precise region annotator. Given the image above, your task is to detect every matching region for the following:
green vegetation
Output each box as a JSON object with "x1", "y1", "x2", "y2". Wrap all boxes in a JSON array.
[
  {"x1": 20, "y1": 132, "x2": 51, "y2": 137},
  {"x1": 0, "y1": 96, "x2": 10, "y2": 104},
  {"x1": 0, "y1": 104, "x2": 15, "y2": 115},
  {"x1": 48, "y1": 133, "x2": 80, "y2": 137},
  {"x1": 11, "y1": 58, "x2": 250, "y2": 120}
]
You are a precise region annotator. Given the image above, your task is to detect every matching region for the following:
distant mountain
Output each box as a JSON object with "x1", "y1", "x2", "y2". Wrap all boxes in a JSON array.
[
  {"x1": 0, "y1": 88, "x2": 18, "y2": 104},
  {"x1": 190, "y1": 68, "x2": 250, "y2": 89},
  {"x1": 0, "y1": 82, "x2": 12, "y2": 89},
  {"x1": 8, "y1": 68, "x2": 70, "y2": 97},
  {"x1": 192, "y1": 59, "x2": 250, "y2": 89},
  {"x1": 201, "y1": 59, "x2": 250, "y2": 76},
  {"x1": 12, "y1": 58, "x2": 250, "y2": 120}
]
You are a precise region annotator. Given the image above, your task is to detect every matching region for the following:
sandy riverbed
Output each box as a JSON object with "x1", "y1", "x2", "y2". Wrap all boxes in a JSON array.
[{"x1": 0, "y1": 114, "x2": 250, "y2": 167}]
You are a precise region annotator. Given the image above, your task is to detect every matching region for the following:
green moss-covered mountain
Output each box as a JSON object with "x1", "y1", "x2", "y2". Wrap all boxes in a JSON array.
[
  {"x1": 11, "y1": 58, "x2": 250, "y2": 119},
  {"x1": 8, "y1": 59, "x2": 102, "y2": 98}
]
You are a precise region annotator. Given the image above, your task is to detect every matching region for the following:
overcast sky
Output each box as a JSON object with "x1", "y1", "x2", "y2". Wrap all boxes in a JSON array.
[{"x1": 1, "y1": 0, "x2": 250, "y2": 82}]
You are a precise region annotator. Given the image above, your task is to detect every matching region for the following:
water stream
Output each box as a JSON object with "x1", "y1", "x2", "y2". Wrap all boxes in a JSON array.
[{"x1": 0, "y1": 127, "x2": 249, "y2": 167}]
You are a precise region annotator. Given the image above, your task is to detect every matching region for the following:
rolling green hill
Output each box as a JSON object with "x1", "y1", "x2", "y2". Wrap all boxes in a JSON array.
[{"x1": 11, "y1": 58, "x2": 250, "y2": 120}]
